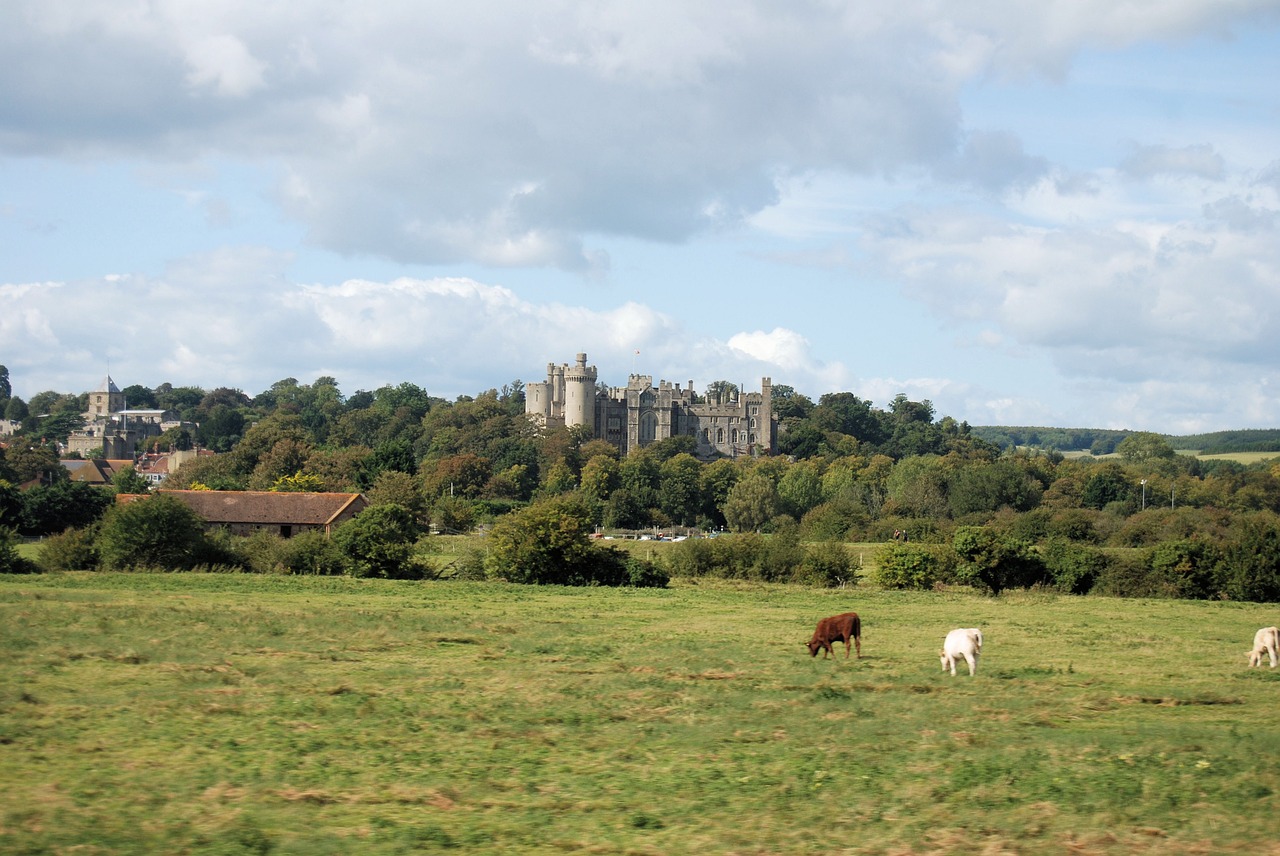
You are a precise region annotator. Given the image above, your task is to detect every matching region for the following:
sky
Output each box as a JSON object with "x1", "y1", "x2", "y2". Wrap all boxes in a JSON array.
[{"x1": 3, "y1": 1, "x2": 1280, "y2": 433}]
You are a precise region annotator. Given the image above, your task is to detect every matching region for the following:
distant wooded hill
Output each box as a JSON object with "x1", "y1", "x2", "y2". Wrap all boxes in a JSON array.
[{"x1": 971, "y1": 426, "x2": 1280, "y2": 456}]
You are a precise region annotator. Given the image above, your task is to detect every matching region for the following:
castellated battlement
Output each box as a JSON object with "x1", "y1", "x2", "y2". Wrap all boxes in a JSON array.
[{"x1": 527, "y1": 353, "x2": 777, "y2": 459}]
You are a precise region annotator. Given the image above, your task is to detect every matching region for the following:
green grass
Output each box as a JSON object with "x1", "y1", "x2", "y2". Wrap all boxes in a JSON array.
[{"x1": 2, "y1": 573, "x2": 1278, "y2": 854}]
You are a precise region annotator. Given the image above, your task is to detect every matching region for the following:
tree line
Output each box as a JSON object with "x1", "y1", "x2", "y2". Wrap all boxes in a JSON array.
[{"x1": 3, "y1": 367, "x2": 1280, "y2": 600}]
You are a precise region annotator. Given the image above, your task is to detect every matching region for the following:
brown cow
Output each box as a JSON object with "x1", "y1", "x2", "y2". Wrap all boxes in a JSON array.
[{"x1": 807, "y1": 612, "x2": 861, "y2": 659}]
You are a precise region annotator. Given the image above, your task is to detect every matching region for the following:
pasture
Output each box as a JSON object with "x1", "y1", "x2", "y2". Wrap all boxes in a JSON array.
[{"x1": 2, "y1": 573, "x2": 1278, "y2": 855}]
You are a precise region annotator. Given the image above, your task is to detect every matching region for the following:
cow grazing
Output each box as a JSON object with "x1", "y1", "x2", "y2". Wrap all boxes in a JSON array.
[
  {"x1": 807, "y1": 612, "x2": 862, "y2": 660},
  {"x1": 940, "y1": 628, "x2": 983, "y2": 676},
  {"x1": 1248, "y1": 626, "x2": 1279, "y2": 668}
]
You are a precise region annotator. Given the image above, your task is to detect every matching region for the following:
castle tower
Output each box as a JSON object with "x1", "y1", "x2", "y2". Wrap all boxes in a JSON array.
[
  {"x1": 87, "y1": 375, "x2": 125, "y2": 420},
  {"x1": 562, "y1": 353, "x2": 598, "y2": 431}
]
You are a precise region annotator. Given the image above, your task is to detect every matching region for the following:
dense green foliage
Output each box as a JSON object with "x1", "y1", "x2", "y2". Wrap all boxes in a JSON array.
[
  {"x1": 95, "y1": 494, "x2": 226, "y2": 571},
  {"x1": 485, "y1": 495, "x2": 668, "y2": 587},
  {"x1": 5, "y1": 370, "x2": 1280, "y2": 599},
  {"x1": 332, "y1": 503, "x2": 425, "y2": 580}
]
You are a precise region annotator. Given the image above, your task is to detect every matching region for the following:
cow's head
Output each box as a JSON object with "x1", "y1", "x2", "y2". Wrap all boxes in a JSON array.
[{"x1": 806, "y1": 640, "x2": 821, "y2": 657}]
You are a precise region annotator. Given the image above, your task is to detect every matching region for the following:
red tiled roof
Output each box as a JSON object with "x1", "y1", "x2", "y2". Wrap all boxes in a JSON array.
[{"x1": 156, "y1": 490, "x2": 366, "y2": 526}]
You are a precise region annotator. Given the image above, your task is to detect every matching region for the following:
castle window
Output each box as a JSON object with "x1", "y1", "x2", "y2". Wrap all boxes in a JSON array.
[{"x1": 716, "y1": 428, "x2": 724, "y2": 444}]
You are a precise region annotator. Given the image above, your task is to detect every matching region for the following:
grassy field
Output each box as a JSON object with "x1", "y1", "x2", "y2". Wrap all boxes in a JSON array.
[{"x1": 2, "y1": 573, "x2": 1278, "y2": 855}]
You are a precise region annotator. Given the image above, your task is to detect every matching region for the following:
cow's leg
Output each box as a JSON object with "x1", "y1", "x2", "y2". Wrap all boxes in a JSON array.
[
  {"x1": 844, "y1": 636, "x2": 851, "y2": 659},
  {"x1": 854, "y1": 635, "x2": 861, "y2": 659},
  {"x1": 1270, "y1": 645, "x2": 1278, "y2": 668},
  {"x1": 964, "y1": 653, "x2": 977, "y2": 676}
]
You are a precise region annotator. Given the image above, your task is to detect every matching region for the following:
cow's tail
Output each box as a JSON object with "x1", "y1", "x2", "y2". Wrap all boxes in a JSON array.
[{"x1": 852, "y1": 614, "x2": 861, "y2": 641}]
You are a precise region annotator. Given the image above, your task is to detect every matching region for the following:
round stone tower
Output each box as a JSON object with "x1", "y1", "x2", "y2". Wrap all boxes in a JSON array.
[{"x1": 563, "y1": 353, "x2": 598, "y2": 431}]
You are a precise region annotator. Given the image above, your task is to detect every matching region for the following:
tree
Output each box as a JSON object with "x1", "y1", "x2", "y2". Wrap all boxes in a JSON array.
[
  {"x1": 155, "y1": 384, "x2": 206, "y2": 418},
  {"x1": 5, "y1": 396, "x2": 28, "y2": 422},
  {"x1": 422, "y1": 453, "x2": 492, "y2": 500},
  {"x1": 248, "y1": 438, "x2": 314, "y2": 490},
  {"x1": 0, "y1": 364, "x2": 10, "y2": 403},
  {"x1": 366, "y1": 439, "x2": 418, "y2": 478},
  {"x1": 1081, "y1": 464, "x2": 1132, "y2": 511},
  {"x1": 270, "y1": 472, "x2": 326, "y2": 493},
  {"x1": 6, "y1": 442, "x2": 64, "y2": 486},
  {"x1": 484, "y1": 494, "x2": 666, "y2": 587},
  {"x1": 722, "y1": 471, "x2": 780, "y2": 533},
  {"x1": 151, "y1": 426, "x2": 194, "y2": 452},
  {"x1": 579, "y1": 455, "x2": 620, "y2": 503},
  {"x1": 96, "y1": 494, "x2": 218, "y2": 570},
  {"x1": 812, "y1": 392, "x2": 883, "y2": 444},
  {"x1": 698, "y1": 458, "x2": 741, "y2": 529},
  {"x1": 619, "y1": 448, "x2": 661, "y2": 510},
  {"x1": 778, "y1": 460, "x2": 824, "y2": 520},
  {"x1": 197, "y1": 405, "x2": 246, "y2": 451},
  {"x1": 947, "y1": 460, "x2": 1043, "y2": 517},
  {"x1": 952, "y1": 526, "x2": 1047, "y2": 595},
  {"x1": 0, "y1": 479, "x2": 19, "y2": 526},
  {"x1": 121, "y1": 384, "x2": 157, "y2": 409},
  {"x1": 111, "y1": 465, "x2": 151, "y2": 495},
  {"x1": 333, "y1": 504, "x2": 423, "y2": 579},
  {"x1": 658, "y1": 453, "x2": 702, "y2": 526},
  {"x1": 365, "y1": 470, "x2": 427, "y2": 522},
  {"x1": 1117, "y1": 432, "x2": 1176, "y2": 464},
  {"x1": 885, "y1": 455, "x2": 948, "y2": 518},
  {"x1": 770, "y1": 384, "x2": 813, "y2": 421},
  {"x1": 706, "y1": 380, "x2": 739, "y2": 403},
  {"x1": 303, "y1": 446, "x2": 371, "y2": 492},
  {"x1": 0, "y1": 525, "x2": 38, "y2": 574},
  {"x1": 1215, "y1": 513, "x2": 1280, "y2": 602},
  {"x1": 486, "y1": 495, "x2": 600, "y2": 584}
]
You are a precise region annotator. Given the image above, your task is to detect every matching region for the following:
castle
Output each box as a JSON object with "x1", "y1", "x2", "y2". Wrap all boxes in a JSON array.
[
  {"x1": 65, "y1": 376, "x2": 187, "y2": 458},
  {"x1": 526, "y1": 353, "x2": 775, "y2": 458}
]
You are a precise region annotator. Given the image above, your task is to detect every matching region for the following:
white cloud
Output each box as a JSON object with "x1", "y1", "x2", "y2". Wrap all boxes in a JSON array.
[
  {"x1": 1120, "y1": 143, "x2": 1226, "y2": 181},
  {"x1": 1, "y1": 257, "x2": 850, "y2": 401},
  {"x1": 182, "y1": 34, "x2": 267, "y2": 98},
  {"x1": 14, "y1": 1, "x2": 1265, "y2": 265}
]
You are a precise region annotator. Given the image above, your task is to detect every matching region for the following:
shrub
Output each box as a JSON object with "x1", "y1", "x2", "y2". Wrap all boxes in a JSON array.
[
  {"x1": 756, "y1": 527, "x2": 805, "y2": 582},
  {"x1": 952, "y1": 526, "x2": 1049, "y2": 595},
  {"x1": 238, "y1": 529, "x2": 345, "y2": 575},
  {"x1": 333, "y1": 504, "x2": 423, "y2": 579},
  {"x1": 1, "y1": 527, "x2": 40, "y2": 574},
  {"x1": 1094, "y1": 549, "x2": 1173, "y2": 599},
  {"x1": 794, "y1": 541, "x2": 855, "y2": 587},
  {"x1": 449, "y1": 545, "x2": 488, "y2": 581},
  {"x1": 96, "y1": 495, "x2": 223, "y2": 571},
  {"x1": 871, "y1": 542, "x2": 947, "y2": 590},
  {"x1": 661, "y1": 537, "x2": 718, "y2": 578},
  {"x1": 800, "y1": 499, "x2": 868, "y2": 542},
  {"x1": 1149, "y1": 539, "x2": 1219, "y2": 600},
  {"x1": 484, "y1": 495, "x2": 665, "y2": 587},
  {"x1": 1215, "y1": 513, "x2": 1280, "y2": 602},
  {"x1": 1039, "y1": 537, "x2": 1104, "y2": 595},
  {"x1": 37, "y1": 527, "x2": 98, "y2": 571},
  {"x1": 20, "y1": 481, "x2": 114, "y2": 536}
]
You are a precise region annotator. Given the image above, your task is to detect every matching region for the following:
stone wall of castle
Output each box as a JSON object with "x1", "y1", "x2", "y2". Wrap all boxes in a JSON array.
[{"x1": 527, "y1": 353, "x2": 775, "y2": 458}]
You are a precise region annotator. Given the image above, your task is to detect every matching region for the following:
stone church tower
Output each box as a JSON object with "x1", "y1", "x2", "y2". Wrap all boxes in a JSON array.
[{"x1": 86, "y1": 376, "x2": 126, "y2": 420}]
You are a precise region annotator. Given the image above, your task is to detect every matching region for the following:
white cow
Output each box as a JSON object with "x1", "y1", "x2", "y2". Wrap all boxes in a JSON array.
[
  {"x1": 1248, "y1": 626, "x2": 1279, "y2": 668},
  {"x1": 940, "y1": 628, "x2": 983, "y2": 676}
]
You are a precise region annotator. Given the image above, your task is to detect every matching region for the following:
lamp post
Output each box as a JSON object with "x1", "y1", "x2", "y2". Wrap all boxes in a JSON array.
[{"x1": 1140, "y1": 479, "x2": 1147, "y2": 511}]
